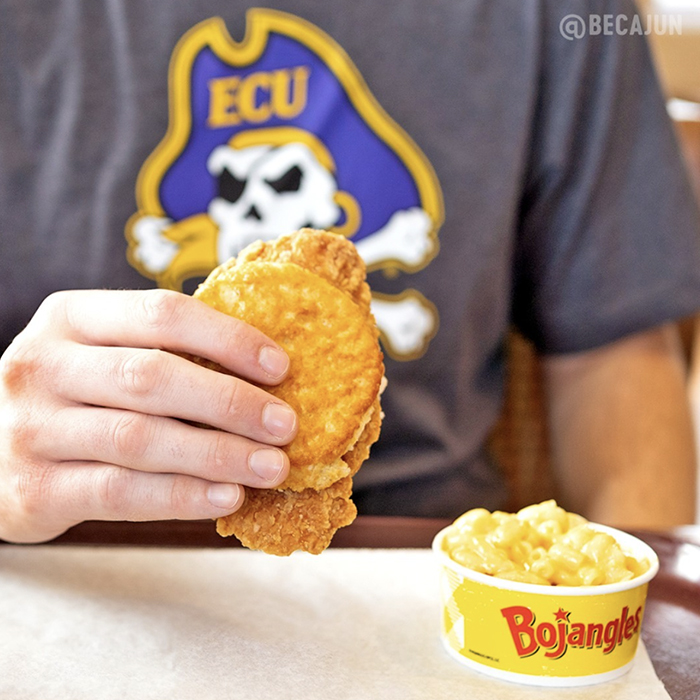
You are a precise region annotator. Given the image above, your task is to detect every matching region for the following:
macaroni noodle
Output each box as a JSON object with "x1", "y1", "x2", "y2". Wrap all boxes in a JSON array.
[{"x1": 442, "y1": 500, "x2": 649, "y2": 586}]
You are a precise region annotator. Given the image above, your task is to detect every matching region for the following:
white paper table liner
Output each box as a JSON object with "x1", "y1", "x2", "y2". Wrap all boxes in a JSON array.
[{"x1": 0, "y1": 546, "x2": 671, "y2": 700}]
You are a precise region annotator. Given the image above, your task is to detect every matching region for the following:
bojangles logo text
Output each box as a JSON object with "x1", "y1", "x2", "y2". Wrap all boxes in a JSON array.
[{"x1": 501, "y1": 605, "x2": 643, "y2": 659}]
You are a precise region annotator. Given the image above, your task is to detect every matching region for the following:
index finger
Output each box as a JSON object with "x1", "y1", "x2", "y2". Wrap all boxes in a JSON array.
[{"x1": 47, "y1": 289, "x2": 289, "y2": 385}]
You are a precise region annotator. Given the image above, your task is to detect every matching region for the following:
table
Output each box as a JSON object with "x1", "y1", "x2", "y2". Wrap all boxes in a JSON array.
[{"x1": 6, "y1": 517, "x2": 700, "y2": 700}]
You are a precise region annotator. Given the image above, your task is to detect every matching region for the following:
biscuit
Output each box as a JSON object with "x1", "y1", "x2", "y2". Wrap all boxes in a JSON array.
[
  {"x1": 195, "y1": 259, "x2": 383, "y2": 491},
  {"x1": 234, "y1": 227, "x2": 372, "y2": 312}
]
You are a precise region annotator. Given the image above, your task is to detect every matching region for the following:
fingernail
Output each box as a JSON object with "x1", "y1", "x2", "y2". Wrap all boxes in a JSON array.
[
  {"x1": 259, "y1": 345, "x2": 289, "y2": 379},
  {"x1": 262, "y1": 402, "x2": 297, "y2": 440},
  {"x1": 249, "y1": 448, "x2": 286, "y2": 482},
  {"x1": 207, "y1": 483, "x2": 242, "y2": 510}
]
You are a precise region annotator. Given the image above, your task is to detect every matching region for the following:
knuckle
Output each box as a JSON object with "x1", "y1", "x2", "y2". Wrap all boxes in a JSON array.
[
  {"x1": 32, "y1": 290, "x2": 78, "y2": 336},
  {"x1": 110, "y1": 412, "x2": 152, "y2": 464},
  {"x1": 206, "y1": 431, "x2": 234, "y2": 479},
  {"x1": 0, "y1": 337, "x2": 42, "y2": 396},
  {"x1": 167, "y1": 475, "x2": 192, "y2": 515},
  {"x1": 214, "y1": 318, "x2": 248, "y2": 358},
  {"x1": 115, "y1": 349, "x2": 166, "y2": 398},
  {"x1": 213, "y1": 377, "x2": 242, "y2": 423},
  {"x1": 138, "y1": 289, "x2": 183, "y2": 333},
  {"x1": 35, "y1": 290, "x2": 69, "y2": 322},
  {"x1": 97, "y1": 466, "x2": 131, "y2": 512},
  {"x1": 15, "y1": 464, "x2": 54, "y2": 519},
  {"x1": 4, "y1": 412, "x2": 38, "y2": 458}
]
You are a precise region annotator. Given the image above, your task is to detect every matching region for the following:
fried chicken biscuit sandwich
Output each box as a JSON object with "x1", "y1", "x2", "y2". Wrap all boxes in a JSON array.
[{"x1": 193, "y1": 229, "x2": 385, "y2": 555}]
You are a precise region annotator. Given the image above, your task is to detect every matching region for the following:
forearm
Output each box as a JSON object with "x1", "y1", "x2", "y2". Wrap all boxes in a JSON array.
[{"x1": 543, "y1": 324, "x2": 697, "y2": 530}]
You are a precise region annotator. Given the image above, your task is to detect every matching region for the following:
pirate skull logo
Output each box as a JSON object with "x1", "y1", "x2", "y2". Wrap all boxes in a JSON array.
[
  {"x1": 131, "y1": 129, "x2": 438, "y2": 360},
  {"x1": 207, "y1": 140, "x2": 340, "y2": 262}
]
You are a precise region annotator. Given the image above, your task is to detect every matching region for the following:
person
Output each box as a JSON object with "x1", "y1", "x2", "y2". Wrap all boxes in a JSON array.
[{"x1": 1, "y1": 0, "x2": 699, "y2": 544}]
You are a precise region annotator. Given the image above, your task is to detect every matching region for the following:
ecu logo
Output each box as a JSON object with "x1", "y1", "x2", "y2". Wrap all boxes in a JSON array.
[{"x1": 126, "y1": 9, "x2": 444, "y2": 360}]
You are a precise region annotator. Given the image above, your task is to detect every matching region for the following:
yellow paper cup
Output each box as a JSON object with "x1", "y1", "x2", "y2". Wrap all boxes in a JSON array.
[{"x1": 432, "y1": 525, "x2": 659, "y2": 686}]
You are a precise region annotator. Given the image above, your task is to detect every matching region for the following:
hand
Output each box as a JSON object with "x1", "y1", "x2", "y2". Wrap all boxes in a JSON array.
[{"x1": 0, "y1": 289, "x2": 297, "y2": 543}]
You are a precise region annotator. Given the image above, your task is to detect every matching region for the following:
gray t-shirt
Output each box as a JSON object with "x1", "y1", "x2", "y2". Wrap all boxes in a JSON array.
[{"x1": 1, "y1": 0, "x2": 700, "y2": 517}]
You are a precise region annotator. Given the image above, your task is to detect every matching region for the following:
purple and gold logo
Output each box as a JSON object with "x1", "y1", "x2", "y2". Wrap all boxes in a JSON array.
[{"x1": 126, "y1": 10, "x2": 443, "y2": 359}]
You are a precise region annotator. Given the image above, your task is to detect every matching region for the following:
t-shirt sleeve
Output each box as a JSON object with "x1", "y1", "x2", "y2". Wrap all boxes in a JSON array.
[{"x1": 512, "y1": 0, "x2": 700, "y2": 354}]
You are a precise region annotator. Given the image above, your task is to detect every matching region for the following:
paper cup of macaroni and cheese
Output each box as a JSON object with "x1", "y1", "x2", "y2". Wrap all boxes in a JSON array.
[{"x1": 432, "y1": 501, "x2": 659, "y2": 687}]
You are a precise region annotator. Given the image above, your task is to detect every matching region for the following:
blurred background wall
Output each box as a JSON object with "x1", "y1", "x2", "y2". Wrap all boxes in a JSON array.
[
  {"x1": 638, "y1": 0, "x2": 700, "y2": 520},
  {"x1": 639, "y1": 1, "x2": 700, "y2": 197}
]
